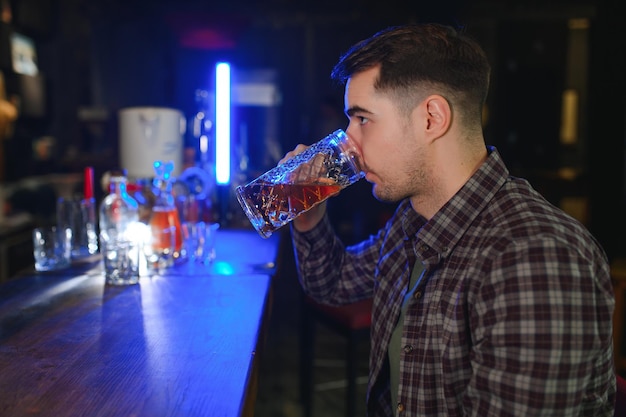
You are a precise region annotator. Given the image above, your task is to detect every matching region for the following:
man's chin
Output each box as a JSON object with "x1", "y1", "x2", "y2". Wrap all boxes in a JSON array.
[
  {"x1": 372, "y1": 184, "x2": 403, "y2": 204},
  {"x1": 371, "y1": 185, "x2": 391, "y2": 203}
]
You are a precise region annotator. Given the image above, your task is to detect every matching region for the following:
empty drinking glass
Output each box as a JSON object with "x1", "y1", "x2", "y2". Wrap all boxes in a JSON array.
[
  {"x1": 32, "y1": 226, "x2": 72, "y2": 271},
  {"x1": 144, "y1": 224, "x2": 176, "y2": 273},
  {"x1": 182, "y1": 221, "x2": 219, "y2": 264}
]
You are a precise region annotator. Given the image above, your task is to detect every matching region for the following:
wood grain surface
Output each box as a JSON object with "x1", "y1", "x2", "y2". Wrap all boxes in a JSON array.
[{"x1": 0, "y1": 229, "x2": 280, "y2": 417}]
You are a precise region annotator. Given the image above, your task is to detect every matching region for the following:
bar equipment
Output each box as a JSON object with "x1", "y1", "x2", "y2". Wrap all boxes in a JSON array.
[{"x1": 118, "y1": 107, "x2": 185, "y2": 180}]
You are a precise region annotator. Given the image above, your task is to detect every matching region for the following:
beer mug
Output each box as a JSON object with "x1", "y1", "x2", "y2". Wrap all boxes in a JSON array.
[{"x1": 236, "y1": 129, "x2": 364, "y2": 238}]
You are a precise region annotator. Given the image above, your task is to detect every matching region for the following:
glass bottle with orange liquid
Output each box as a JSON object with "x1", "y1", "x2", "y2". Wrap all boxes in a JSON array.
[{"x1": 149, "y1": 161, "x2": 182, "y2": 265}]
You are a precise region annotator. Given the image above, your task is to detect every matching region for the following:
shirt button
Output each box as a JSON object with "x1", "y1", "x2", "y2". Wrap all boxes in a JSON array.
[
  {"x1": 397, "y1": 403, "x2": 405, "y2": 413},
  {"x1": 414, "y1": 290, "x2": 422, "y2": 299},
  {"x1": 403, "y1": 345, "x2": 413, "y2": 353}
]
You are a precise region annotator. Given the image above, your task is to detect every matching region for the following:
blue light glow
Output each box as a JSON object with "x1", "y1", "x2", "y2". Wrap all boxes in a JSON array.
[
  {"x1": 215, "y1": 62, "x2": 231, "y2": 185},
  {"x1": 213, "y1": 261, "x2": 236, "y2": 275}
]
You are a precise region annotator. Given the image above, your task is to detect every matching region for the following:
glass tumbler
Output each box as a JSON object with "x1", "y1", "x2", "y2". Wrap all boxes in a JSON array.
[{"x1": 32, "y1": 226, "x2": 72, "y2": 271}]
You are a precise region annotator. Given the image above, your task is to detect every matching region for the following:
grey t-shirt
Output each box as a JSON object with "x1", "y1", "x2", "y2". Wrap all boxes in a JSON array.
[{"x1": 388, "y1": 260, "x2": 425, "y2": 414}]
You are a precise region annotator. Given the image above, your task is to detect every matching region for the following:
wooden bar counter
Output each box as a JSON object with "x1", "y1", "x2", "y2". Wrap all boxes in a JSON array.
[{"x1": 0, "y1": 229, "x2": 280, "y2": 417}]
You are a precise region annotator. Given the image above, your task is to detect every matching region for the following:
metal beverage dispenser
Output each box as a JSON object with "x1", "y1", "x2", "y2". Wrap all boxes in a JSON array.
[
  {"x1": 119, "y1": 107, "x2": 186, "y2": 180},
  {"x1": 118, "y1": 106, "x2": 186, "y2": 224}
]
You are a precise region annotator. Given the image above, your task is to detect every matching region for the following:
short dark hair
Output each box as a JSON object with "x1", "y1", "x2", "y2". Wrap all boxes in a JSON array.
[{"x1": 331, "y1": 23, "x2": 490, "y2": 128}]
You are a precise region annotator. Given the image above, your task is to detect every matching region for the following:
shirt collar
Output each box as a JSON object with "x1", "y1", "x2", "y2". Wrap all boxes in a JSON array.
[{"x1": 401, "y1": 146, "x2": 509, "y2": 265}]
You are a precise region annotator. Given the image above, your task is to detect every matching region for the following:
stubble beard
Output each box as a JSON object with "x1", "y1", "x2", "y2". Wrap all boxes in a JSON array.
[
  {"x1": 371, "y1": 180, "x2": 407, "y2": 204},
  {"x1": 371, "y1": 162, "x2": 426, "y2": 204}
]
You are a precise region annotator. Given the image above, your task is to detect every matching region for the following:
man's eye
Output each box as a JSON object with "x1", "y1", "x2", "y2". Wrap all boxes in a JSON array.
[{"x1": 358, "y1": 116, "x2": 369, "y2": 125}]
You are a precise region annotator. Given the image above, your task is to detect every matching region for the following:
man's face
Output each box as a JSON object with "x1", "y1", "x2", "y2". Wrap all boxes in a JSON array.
[{"x1": 344, "y1": 66, "x2": 427, "y2": 203}]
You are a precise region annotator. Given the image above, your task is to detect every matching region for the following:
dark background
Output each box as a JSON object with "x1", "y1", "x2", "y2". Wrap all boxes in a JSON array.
[{"x1": 0, "y1": 0, "x2": 624, "y2": 260}]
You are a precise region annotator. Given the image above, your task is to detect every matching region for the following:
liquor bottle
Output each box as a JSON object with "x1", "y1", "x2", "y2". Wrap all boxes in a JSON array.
[
  {"x1": 150, "y1": 161, "x2": 182, "y2": 261},
  {"x1": 98, "y1": 171, "x2": 141, "y2": 285},
  {"x1": 99, "y1": 171, "x2": 139, "y2": 242}
]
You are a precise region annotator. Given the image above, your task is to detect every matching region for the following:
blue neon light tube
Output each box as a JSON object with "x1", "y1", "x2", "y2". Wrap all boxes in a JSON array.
[{"x1": 215, "y1": 62, "x2": 231, "y2": 185}]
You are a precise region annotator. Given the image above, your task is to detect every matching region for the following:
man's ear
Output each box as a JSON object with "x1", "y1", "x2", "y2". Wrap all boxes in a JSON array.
[{"x1": 423, "y1": 95, "x2": 451, "y2": 141}]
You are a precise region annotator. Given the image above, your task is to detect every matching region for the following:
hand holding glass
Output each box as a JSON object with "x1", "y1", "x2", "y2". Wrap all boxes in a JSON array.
[{"x1": 236, "y1": 129, "x2": 364, "y2": 238}]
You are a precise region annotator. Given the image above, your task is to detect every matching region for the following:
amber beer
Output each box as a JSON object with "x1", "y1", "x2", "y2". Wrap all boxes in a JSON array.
[
  {"x1": 236, "y1": 129, "x2": 364, "y2": 238},
  {"x1": 283, "y1": 182, "x2": 343, "y2": 211},
  {"x1": 238, "y1": 181, "x2": 342, "y2": 237}
]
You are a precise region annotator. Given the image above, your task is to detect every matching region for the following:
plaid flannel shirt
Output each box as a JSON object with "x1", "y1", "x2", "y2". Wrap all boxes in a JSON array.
[{"x1": 292, "y1": 146, "x2": 615, "y2": 416}]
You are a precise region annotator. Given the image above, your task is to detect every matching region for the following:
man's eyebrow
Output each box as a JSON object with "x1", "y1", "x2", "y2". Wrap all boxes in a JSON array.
[{"x1": 345, "y1": 105, "x2": 372, "y2": 117}]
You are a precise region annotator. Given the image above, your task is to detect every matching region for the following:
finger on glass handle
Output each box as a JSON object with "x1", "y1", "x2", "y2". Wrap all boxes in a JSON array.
[{"x1": 289, "y1": 153, "x2": 328, "y2": 182}]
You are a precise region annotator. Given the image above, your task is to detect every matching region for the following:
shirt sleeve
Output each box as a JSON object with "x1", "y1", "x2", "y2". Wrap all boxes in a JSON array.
[
  {"x1": 467, "y1": 236, "x2": 615, "y2": 416},
  {"x1": 291, "y1": 213, "x2": 383, "y2": 305}
]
